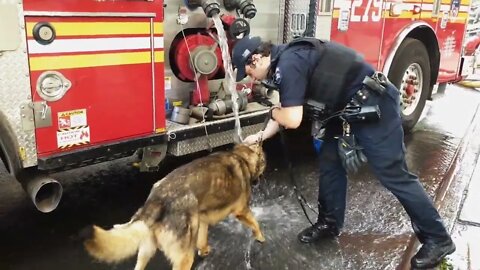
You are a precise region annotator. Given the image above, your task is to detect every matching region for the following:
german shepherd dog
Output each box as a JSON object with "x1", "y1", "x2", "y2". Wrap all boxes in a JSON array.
[{"x1": 84, "y1": 143, "x2": 266, "y2": 270}]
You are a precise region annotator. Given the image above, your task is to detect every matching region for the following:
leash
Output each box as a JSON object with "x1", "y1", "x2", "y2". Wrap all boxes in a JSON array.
[
  {"x1": 258, "y1": 111, "x2": 318, "y2": 226},
  {"x1": 278, "y1": 127, "x2": 318, "y2": 226}
]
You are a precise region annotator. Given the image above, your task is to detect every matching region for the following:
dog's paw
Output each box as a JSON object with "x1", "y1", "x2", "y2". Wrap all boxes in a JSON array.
[
  {"x1": 255, "y1": 234, "x2": 266, "y2": 243},
  {"x1": 198, "y1": 246, "x2": 211, "y2": 257}
]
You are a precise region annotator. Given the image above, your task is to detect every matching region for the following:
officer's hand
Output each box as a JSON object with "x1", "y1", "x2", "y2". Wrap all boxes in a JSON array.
[
  {"x1": 337, "y1": 135, "x2": 367, "y2": 174},
  {"x1": 243, "y1": 132, "x2": 262, "y2": 145}
]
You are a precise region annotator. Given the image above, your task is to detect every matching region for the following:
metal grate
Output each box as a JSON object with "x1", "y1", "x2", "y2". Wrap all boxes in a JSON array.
[{"x1": 283, "y1": 0, "x2": 319, "y2": 42}]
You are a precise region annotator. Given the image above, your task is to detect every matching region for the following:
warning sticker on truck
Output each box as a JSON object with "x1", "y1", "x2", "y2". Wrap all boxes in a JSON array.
[
  {"x1": 58, "y1": 109, "x2": 87, "y2": 129},
  {"x1": 165, "y1": 76, "x2": 172, "y2": 90},
  {"x1": 57, "y1": 126, "x2": 91, "y2": 149}
]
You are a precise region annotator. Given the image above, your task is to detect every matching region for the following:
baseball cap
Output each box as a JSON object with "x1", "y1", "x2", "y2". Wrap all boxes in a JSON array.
[{"x1": 232, "y1": 36, "x2": 262, "y2": 81}]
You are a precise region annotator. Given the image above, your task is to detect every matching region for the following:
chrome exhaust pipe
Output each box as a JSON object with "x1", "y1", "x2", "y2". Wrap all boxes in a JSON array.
[{"x1": 21, "y1": 175, "x2": 63, "y2": 213}]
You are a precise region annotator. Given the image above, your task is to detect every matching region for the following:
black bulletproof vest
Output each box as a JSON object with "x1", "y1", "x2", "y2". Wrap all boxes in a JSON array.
[{"x1": 270, "y1": 38, "x2": 363, "y2": 109}]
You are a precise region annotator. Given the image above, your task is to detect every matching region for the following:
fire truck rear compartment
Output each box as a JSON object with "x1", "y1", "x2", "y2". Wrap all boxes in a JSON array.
[{"x1": 25, "y1": 16, "x2": 164, "y2": 157}]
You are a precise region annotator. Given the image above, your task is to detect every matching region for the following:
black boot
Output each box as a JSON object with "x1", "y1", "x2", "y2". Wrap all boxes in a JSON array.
[
  {"x1": 410, "y1": 237, "x2": 456, "y2": 269},
  {"x1": 412, "y1": 222, "x2": 426, "y2": 244},
  {"x1": 297, "y1": 220, "x2": 339, "y2": 244}
]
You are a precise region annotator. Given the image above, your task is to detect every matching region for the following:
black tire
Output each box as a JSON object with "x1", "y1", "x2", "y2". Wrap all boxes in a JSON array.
[
  {"x1": 388, "y1": 38, "x2": 431, "y2": 132},
  {"x1": 0, "y1": 121, "x2": 22, "y2": 177}
]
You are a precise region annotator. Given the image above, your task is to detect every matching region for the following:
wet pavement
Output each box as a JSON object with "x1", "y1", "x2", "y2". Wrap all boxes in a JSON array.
[
  {"x1": 1, "y1": 85, "x2": 480, "y2": 270},
  {"x1": 448, "y1": 160, "x2": 480, "y2": 270}
]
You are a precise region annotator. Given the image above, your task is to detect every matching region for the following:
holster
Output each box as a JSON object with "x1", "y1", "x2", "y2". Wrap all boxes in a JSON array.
[
  {"x1": 362, "y1": 71, "x2": 389, "y2": 96},
  {"x1": 344, "y1": 71, "x2": 388, "y2": 123},
  {"x1": 352, "y1": 71, "x2": 389, "y2": 105}
]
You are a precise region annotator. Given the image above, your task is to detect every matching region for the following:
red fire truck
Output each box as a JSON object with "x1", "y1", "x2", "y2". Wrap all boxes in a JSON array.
[
  {"x1": 284, "y1": 0, "x2": 472, "y2": 128},
  {"x1": 0, "y1": 0, "x2": 472, "y2": 212}
]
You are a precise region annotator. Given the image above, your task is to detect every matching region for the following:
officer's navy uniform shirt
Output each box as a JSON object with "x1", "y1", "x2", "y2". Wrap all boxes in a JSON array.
[{"x1": 270, "y1": 43, "x2": 375, "y2": 108}]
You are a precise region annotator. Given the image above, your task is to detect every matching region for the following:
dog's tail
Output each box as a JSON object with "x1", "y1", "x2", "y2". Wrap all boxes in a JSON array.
[{"x1": 83, "y1": 220, "x2": 150, "y2": 263}]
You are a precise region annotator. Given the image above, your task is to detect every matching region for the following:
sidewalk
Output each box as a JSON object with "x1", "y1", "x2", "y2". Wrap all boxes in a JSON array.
[
  {"x1": 448, "y1": 146, "x2": 480, "y2": 270},
  {"x1": 401, "y1": 85, "x2": 480, "y2": 270}
]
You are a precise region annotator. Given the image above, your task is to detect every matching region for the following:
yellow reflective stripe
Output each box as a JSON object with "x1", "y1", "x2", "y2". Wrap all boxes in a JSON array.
[
  {"x1": 155, "y1": 127, "x2": 166, "y2": 133},
  {"x1": 422, "y1": 0, "x2": 471, "y2": 4},
  {"x1": 332, "y1": 10, "x2": 414, "y2": 18},
  {"x1": 419, "y1": 11, "x2": 468, "y2": 21},
  {"x1": 154, "y1": 51, "x2": 164, "y2": 63},
  {"x1": 447, "y1": 0, "x2": 470, "y2": 5},
  {"x1": 29, "y1": 51, "x2": 164, "y2": 71},
  {"x1": 332, "y1": 9, "x2": 468, "y2": 21},
  {"x1": 154, "y1": 23, "x2": 164, "y2": 35},
  {"x1": 420, "y1": 11, "x2": 434, "y2": 18},
  {"x1": 26, "y1": 22, "x2": 164, "y2": 37},
  {"x1": 383, "y1": 10, "x2": 414, "y2": 18}
]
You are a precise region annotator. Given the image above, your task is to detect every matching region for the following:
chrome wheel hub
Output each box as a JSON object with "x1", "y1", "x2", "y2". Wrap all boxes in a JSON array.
[{"x1": 400, "y1": 63, "x2": 423, "y2": 116}]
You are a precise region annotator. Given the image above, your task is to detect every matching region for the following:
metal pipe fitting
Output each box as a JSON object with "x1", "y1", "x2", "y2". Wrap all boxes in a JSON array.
[
  {"x1": 208, "y1": 94, "x2": 248, "y2": 115},
  {"x1": 185, "y1": 0, "x2": 221, "y2": 17},
  {"x1": 171, "y1": 106, "x2": 191, "y2": 124},
  {"x1": 252, "y1": 84, "x2": 274, "y2": 98},
  {"x1": 223, "y1": 0, "x2": 257, "y2": 19}
]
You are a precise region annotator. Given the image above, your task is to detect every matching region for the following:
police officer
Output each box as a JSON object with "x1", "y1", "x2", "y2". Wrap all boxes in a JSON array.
[{"x1": 232, "y1": 36, "x2": 455, "y2": 269}]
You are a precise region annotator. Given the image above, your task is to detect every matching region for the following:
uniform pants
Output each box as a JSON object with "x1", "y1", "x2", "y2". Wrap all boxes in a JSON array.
[{"x1": 317, "y1": 83, "x2": 450, "y2": 242}]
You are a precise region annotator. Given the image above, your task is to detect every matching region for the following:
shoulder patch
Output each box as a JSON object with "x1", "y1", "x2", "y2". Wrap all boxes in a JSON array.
[{"x1": 273, "y1": 67, "x2": 282, "y2": 84}]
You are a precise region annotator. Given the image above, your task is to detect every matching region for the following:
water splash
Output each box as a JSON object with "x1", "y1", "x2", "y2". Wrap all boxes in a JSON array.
[
  {"x1": 212, "y1": 15, "x2": 243, "y2": 143},
  {"x1": 244, "y1": 237, "x2": 254, "y2": 269}
]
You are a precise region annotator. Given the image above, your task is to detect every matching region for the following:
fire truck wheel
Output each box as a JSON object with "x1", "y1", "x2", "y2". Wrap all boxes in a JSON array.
[
  {"x1": 0, "y1": 123, "x2": 23, "y2": 177},
  {"x1": 388, "y1": 38, "x2": 431, "y2": 132}
]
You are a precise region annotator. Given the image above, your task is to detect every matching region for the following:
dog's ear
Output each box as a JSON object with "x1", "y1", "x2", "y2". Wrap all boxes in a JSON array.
[
  {"x1": 247, "y1": 144, "x2": 262, "y2": 155},
  {"x1": 248, "y1": 144, "x2": 266, "y2": 176}
]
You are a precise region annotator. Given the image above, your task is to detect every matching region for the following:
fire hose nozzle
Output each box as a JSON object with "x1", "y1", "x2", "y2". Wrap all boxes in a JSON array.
[
  {"x1": 223, "y1": 0, "x2": 257, "y2": 19},
  {"x1": 185, "y1": 0, "x2": 221, "y2": 17}
]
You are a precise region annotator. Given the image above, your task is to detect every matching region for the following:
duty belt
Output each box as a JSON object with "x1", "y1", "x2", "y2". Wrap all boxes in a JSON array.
[{"x1": 343, "y1": 71, "x2": 388, "y2": 123}]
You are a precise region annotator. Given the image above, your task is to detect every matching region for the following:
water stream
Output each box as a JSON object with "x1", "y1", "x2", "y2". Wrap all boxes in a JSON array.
[{"x1": 212, "y1": 15, "x2": 243, "y2": 143}]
